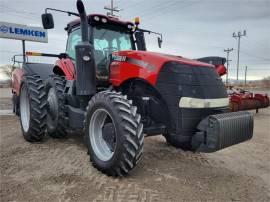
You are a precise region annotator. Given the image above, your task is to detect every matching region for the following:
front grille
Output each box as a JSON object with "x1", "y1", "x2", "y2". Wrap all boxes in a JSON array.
[{"x1": 155, "y1": 62, "x2": 228, "y2": 138}]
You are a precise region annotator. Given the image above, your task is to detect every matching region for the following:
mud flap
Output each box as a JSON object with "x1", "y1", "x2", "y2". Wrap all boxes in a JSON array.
[{"x1": 192, "y1": 111, "x2": 253, "y2": 152}]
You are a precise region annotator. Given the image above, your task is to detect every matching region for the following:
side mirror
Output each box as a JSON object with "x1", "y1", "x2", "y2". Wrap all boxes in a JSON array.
[
  {"x1": 158, "y1": 37, "x2": 162, "y2": 48},
  {"x1": 41, "y1": 13, "x2": 54, "y2": 29}
]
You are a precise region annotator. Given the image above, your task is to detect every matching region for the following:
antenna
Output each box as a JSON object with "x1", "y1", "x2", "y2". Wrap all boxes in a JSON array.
[{"x1": 104, "y1": 0, "x2": 121, "y2": 17}]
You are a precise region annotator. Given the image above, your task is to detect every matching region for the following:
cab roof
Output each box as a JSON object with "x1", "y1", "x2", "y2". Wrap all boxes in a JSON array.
[{"x1": 66, "y1": 14, "x2": 134, "y2": 31}]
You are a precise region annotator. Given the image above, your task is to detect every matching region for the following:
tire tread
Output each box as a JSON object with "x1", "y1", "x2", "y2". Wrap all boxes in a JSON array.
[{"x1": 84, "y1": 90, "x2": 144, "y2": 177}]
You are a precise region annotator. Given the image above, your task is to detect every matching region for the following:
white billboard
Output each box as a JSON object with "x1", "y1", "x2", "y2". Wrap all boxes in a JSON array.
[{"x1": 0, "y1": 21, "x2": 48, "y2": 43}]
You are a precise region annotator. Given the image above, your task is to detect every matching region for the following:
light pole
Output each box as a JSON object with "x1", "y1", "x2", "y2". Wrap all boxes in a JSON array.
[
  {"x1": 244, "y1": 66, "x2": 248, "y2": 86},
  {"x1": 224, "y1": 48, "x2": 233, "y2": 85},
  {"x1": 233, "y1": 30, "x2": 246, "y2": 81}
]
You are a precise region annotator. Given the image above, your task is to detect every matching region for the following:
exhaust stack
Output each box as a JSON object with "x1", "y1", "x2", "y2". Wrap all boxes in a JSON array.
[{"x1": 75, "y1": 0, "x2": 96, "y2": 95}]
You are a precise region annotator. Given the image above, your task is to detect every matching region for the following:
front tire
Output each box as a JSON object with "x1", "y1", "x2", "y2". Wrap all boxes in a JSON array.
[
  {"x1": 19, "y1": 75, "x2": 47, "y2": 142},
  {"x1": 84, "y1": 90, "x2": 144, "y2": 177}
]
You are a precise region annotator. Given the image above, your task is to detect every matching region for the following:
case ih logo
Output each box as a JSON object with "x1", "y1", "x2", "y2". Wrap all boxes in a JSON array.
[
  {"x1": 112, "y1": 55, "x2": 127, "y2": 62},
  {"x1": 0, "y1": 25, "x2": 8, "y2": 33}
]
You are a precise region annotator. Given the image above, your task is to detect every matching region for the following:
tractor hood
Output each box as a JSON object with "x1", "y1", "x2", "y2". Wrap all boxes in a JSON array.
[
  {"x1": 112, "y1": 50, "x2": 214, "y2": 72},
  {"x1": 110, "y1": 50, "x2": 217, "y2": 86}
]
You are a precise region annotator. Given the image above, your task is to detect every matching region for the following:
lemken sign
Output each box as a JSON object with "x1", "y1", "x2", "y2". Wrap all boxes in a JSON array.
[{"x1": 0, "y1": 21, "x2": 48, "y2": 43}]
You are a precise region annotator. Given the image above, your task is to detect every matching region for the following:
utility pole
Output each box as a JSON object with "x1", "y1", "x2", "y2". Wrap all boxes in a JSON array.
[
  {"x1": 22, "y1": 40, "x2": 26, "y2": 63},
  {"x1": 224, "y1": 48, "x2": 233, "y2": 85},
  {"x1": 244, "y1": 66, "x2": 247, "y2": 86},
  {"x1": 233, "y1": 30, "x2": 246, "y2": 81},
  {"x1": 104, "y1": 0, "x2": 121, "y2": 17}
]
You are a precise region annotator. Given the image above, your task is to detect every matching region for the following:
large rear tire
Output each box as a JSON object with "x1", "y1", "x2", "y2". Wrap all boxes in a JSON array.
[
  {"x1": 84, "y1": 90, "x2": 144, "y2": 177},
  {"x1": 45, "y1": 75, "x2": 67, "y2": 138},
  {"x1": 19, "y1": 75, "x2": 47, "y2": 142}
]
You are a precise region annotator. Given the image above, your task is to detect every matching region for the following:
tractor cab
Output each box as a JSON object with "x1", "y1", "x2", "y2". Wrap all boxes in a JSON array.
[
  {"x1": 42, "y1": 10, "x2": 161, "y2": 85},
  {"x1": 65, "y1": 14, "x2": 136, "y2": 82}
]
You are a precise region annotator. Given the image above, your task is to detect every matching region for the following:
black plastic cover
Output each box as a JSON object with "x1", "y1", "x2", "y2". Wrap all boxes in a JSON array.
[
  {"x1": 23, "y1": 63, "x2": 54, "y2": 80},
  {"x1": 192, "y1": 111, "x2": 253, "y2": 152},
  {"x1": 75, "y1": 43, "x2": 96, "y2": 95},
  {"x1": 135, "y1": 31, "x2": 147, "y2": 51},
  {"x1": 41, "y1": 13, "x2": 54, "y2": 29},
  {"x1": 155, "y1": 62, "x2": 228, "y2": 141},
  {"x1": 67, "y1": 105, "x2": 84, "y2": 129}
]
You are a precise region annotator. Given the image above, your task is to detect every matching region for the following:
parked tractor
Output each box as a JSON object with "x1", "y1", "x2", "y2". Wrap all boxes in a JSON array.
[{"x1": 12, "y1": 0, "x2": 254, "y2": 176}]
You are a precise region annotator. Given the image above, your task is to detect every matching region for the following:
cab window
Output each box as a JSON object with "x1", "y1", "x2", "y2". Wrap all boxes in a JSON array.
[
  {"x1": 93, "y1": 26, "x2": 133, "y2": 52},
  {"x1": 66, "y1": 29, "x2": 81, "y2": 59},
  {"x1": 93, "y1": 26, "x2": 133, "y2": 68}
]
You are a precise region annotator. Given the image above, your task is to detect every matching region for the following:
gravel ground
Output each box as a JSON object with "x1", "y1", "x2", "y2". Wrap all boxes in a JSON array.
[{"x1": 0, "y1": 88, "x2": 270, "y2": 201}]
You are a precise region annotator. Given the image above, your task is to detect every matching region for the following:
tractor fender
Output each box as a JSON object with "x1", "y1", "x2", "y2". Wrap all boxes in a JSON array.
[
  {"x1": 54, "y1": 58, "x2": 76, "y2": 80},
  {"x1": 12, "y1": 68, "x2": 25, "y2": 96},
  {"x1": 118, "y1": 78, "x2": 172, "y2": 130}
]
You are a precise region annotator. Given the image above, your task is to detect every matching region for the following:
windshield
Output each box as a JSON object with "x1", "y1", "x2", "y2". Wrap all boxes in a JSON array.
[
  {"x1": 93, "y1": 26, "x2": 133, "y2": 53},
  {"x1": 93, "y1": 25, "x2": 134, "y2": 74}
]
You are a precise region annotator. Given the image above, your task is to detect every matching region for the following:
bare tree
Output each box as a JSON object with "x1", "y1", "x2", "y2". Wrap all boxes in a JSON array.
[{"x1": 0, "y1": 65, "x2": 17, "y2": 80}]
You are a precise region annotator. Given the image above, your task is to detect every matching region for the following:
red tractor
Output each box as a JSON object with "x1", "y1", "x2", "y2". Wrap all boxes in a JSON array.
[{"x1": 12, "y1": 0, "x2": 253, "y2": 176}]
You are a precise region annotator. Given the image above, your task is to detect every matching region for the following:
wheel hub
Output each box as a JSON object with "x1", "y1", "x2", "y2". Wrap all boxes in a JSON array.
[
  {"x1": 89, "y1": 109, "x2": 117, "y2": 161},
  {"x1": 102, "y1": 123, "x2": 116, "y2": 152}
]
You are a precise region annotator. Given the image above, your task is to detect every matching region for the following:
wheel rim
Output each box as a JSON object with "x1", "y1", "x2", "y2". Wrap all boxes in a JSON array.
[
  {"x1": 89, "y1": 108, "x2": 116, "y2": 161},
  {"x1": 20, "y1": 84, "x2": 30, "y2": 132}
]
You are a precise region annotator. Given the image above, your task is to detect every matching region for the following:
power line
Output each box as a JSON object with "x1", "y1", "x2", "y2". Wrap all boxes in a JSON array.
[
  {"x1": 243, "y1": 69, "x2": 270, "y2": 70},
  {"x1": 138, "y1": 1, "x2": 199, "y2": 23},
  {"x1": 120, "y1": 1, "x2": 177, "y2": 21},
  {"x1": 120, "y1": 0, "x2": 199, "y2": 25},
  {"x1": 0, "y1": 12, "x2": 38, "y2": 22},
  {"x1": 240, "y1": 50, "x2": 270, "y2": 62},
  {"x1": 0, "y1": 5, "x2": 39, "y2": 16},
  {"x1": 133, "y1": 1, "x2": 177, "y2": 17}
]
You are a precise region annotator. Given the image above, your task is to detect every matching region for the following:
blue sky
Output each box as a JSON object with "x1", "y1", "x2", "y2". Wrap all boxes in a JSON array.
[{"x1": 0, "y1": 0, "x2": 269, "y2": 80}]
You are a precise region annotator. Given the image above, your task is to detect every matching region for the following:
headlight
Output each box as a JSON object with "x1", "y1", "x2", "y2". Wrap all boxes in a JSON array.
[
  {"x1": 179, "y1": 97, "x2": 229, "y2": 108},
  {"x1": 101, "y1": 18, "x2": 107, "y2": 23},
  {"x1": 94, "y1": 16, "x2": 100, "y2": 21}
]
